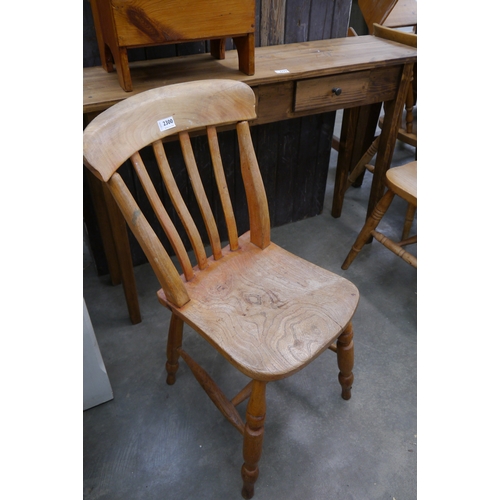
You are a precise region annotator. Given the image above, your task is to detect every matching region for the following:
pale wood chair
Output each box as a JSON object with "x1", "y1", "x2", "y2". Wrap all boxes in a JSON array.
[
  {"x1": 342, "y1": 160, "x2": 417, "y2": 270},
  {"x1": 83, "y1": 79, "x2": 359, "y2": 499}
]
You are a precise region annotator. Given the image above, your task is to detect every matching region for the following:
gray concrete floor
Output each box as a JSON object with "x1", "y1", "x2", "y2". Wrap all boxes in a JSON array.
[{"x1": 83, "y1": 117, "x2": 417, "y2": 500}]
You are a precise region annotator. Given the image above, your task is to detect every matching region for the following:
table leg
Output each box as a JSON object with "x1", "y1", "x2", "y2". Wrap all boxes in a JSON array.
[
  {"x1": 86, "y1": 167, "x2": 142, "y2": 324},
  {"x1": 102, "y1": 184, "x2": 142, "y2": 325},
  {"x1": 85, "y1": 169, "x2": 122, "y2": 286},
  {"x1": 367, "y1": 63, "x2": 414, "y2": 218},
  {"x1": 85, "y1": 113, "x2": 142, "y2": 325},
  {"x1": 332, "y1": 103, "x2": 381, "y2": 218}
]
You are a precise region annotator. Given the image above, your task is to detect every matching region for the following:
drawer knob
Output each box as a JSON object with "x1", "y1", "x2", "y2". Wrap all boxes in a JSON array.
[{"x1": 332, "y1": 87, "x2": 342, "y2": 96}]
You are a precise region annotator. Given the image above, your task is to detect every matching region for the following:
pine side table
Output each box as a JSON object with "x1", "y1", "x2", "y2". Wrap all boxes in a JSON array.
[{"x1": 90, "y1": 0, "x2": 255, "y2": 92}]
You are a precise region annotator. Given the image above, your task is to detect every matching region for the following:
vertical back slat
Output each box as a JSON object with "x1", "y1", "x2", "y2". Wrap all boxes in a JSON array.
[
  {"x1": 207, "y1": 126, "x2": 239, "y2": 251},
  {"x1": 107, "y1": 172, "x2": 190, "y2": 308},
  {"x1": 130, "y1": 151, "x2": 194, "y2": 281},
  {"x1": 237, "y1": 121, "x2": 271, "y2": 250},
  {"x1": 179, "y1": 131, "x2": 223, "y2": 260},
  {"x1": 153, "y1": 140, "x2": 208, "y2": 270}
]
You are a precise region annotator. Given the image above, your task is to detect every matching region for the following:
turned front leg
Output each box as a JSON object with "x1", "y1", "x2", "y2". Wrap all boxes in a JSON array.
[
  {"x1": 402, "y1": 202, "x2": 417, "y2": 241},
  {"x1": 241, "y1": 380, "x2": 267, "y2": 499},
  {"x1": 341, "y1": 189, "x2": 395, "y2": 270},
  {"x1": 166, "y1": 313, "x2": 184, "y2": 385},
  {"x1": 337, "y1": 322, "x2": 354, "y2": 400}
]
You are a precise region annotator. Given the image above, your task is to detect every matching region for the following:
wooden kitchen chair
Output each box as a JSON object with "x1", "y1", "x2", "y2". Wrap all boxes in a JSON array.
[
  {"x1": 358, "y1": 0, "x2": 417, "y2": 34},
  {"x1": 83, "y1": 79, "x2": 359, "y2": 499},
  {"x1": 340, "y1": 23, "x2": 417, "y2": 196},
  {"x1": 357, "y1": 0, "x2": 398, "y2": 33},
  {"x1": 342, "y1": 160, "x2": 417, "y2": 270},
  {"x1": 374, "y1": 23, "x2": 417, "y2": 148}
]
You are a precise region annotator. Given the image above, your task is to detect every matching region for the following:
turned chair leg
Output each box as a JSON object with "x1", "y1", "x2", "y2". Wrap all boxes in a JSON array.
[
  {"x1": 241, "y1": 380, "x2": 267, "y2": 499},
  {"x1": 336, "y1": 323, "x2": 354, "y2": 400},
  {"x1": 166, "y1": 313, "x2": 184, "y2": 385},
  {"x1": 341, "y1": 189, "x2": 395, "y2": 270},
  {"x1": 401, "y1": 202, "x2": 416, "y2": 241}
]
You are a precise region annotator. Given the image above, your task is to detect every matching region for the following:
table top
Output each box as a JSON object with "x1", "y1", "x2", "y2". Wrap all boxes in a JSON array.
[{"x1": 83, "y1": 35, "x2": 417, "y2": 115}]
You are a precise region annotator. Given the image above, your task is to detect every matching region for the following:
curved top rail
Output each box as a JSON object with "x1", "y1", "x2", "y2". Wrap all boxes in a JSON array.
[{"x1": 83, "y1": 79, "x2": 256, "y2": 181}]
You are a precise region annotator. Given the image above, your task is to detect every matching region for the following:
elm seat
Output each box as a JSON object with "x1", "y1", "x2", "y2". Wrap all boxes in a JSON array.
[
  {"x1": 158, "y1": 232, "x2": 358, "y2": 381},
  {"x1": 83, "y1": 79, "x2": 359, "y2": 499}
]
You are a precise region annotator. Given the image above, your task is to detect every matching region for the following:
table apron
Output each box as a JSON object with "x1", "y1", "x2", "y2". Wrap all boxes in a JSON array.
[{"x1": 252, "y1": 65, "x2": 402, "y2": 126}]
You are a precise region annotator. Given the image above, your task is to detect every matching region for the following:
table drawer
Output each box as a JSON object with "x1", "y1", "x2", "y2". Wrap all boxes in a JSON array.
[
  {"x1": 294, "y1": 66, "x2": 401, "y2": 112},
  {"x1": 295, "y1": 71, "x2": 370, "y2": 112}
]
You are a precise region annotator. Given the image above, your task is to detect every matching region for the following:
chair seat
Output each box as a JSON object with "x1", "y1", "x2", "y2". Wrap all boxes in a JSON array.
[
  {"x1": 158, "y1": 232, "x2": 359, "y2": 382},
  {"x1": 386, "y1": 160, "x2": 417, "y2": 205}
]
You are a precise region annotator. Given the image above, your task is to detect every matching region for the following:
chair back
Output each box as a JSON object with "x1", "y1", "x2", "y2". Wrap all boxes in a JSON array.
[
  {"x1": 83, "y1": 80, "x2": 270, "y2": 308},
  {"x1": 358, "y1": 0, "x2": 398, "y2": 34},
  {"x1": 372, "y1": 23, "x2": 417, "y2": 47}
]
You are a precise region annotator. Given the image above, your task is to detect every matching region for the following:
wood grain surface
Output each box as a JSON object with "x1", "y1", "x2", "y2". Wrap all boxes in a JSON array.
[
  {"x1": 83, "y1": 79, "x2": 257, "y2": 181},
  {"x1": 158, "y1": 232, "x2": 359, "y2": 381},
  {"x1": 83, "y1": 36, "x2": 417, "y2": 114},
  {"x1": 385, "y1": 160, "x2": 416, "y2": 205}
]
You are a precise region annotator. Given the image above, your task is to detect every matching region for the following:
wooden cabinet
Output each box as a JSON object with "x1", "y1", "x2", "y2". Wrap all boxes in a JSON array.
[{"x1": 90, "y1": 0, "x2": 255, "y2": 91}]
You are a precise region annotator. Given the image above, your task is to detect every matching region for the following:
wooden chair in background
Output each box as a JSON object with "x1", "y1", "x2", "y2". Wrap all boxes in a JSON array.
[
  {"x1": 359, "y1": 0, "x2": 417, "y2": 150},
  {"x1": 378, "y1": 0, "x2": 417, "y2": 33},
  {"x1": 83, "y1": 79, "x2": 359, "y2": 499},
  {"x1": 338, "y1": 0, "x2": 417, "y2": 177},
  {"x1": 357, "y1": 0, "x2": 397, "y2": 33},
  {"x1": 341, "y1": 23, "x2": 417, "y2": 196},
  {"x1": 342, "y1": 160, "x2": 417, "y2": 270},
  {"x1": 375, "y1": 23, "x2": 417, "y2": 149},
  {"x1": 358, "y1": 0, "x2": 416, "y2": 34}
]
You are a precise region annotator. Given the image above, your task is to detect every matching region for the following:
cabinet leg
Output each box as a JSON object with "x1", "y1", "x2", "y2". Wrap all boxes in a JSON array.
[
  {"x1": 115, "y1": 47, "x2": 133, "y2": 92},
  {"x1": 210, "y1": 38, "x2": 226, "y2": 59},
  {"x1": 234, "y1": 33, "x2": 255, "y2": 75}
]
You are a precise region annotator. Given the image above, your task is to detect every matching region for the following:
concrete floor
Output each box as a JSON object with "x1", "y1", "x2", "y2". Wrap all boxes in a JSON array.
[{"x1": 83, "y1": 120, "x2": 417, "y2": 500}]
